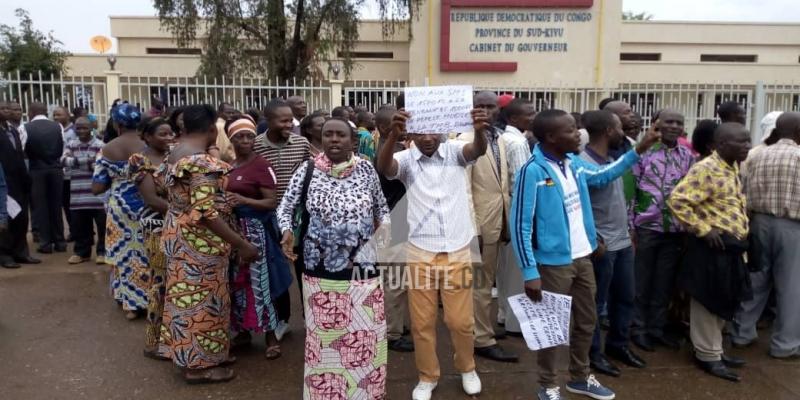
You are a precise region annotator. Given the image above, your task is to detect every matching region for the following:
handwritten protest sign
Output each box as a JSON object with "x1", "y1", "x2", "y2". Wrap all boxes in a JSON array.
[
  {"x1": 508, "y1": 291, "x2": 572, "y2": 351},
  {"x1": 404, "y1": 85, "x2": 473, "y2": 134}
]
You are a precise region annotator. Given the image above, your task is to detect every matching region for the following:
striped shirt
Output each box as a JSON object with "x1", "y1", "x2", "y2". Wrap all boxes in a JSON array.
[
  {"x1": 62, "y1": 137, "x2": 105, "y2": 210},
  {"x1": 502, "y1": 125, "x2": 531, "y2": 190},
  {"x1": 253, "y1": 132, "x2": 311, "y2": 202},
  {"x1": 387, "y1": 141, "x2": 476, "y2": 253},
  {"x1": 743, "y1": 138, "x2": 800, "y2": 221}
]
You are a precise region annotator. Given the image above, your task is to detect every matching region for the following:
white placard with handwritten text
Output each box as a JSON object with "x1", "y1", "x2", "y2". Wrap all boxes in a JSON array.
[
  {"x1": 508, "y1": 291, "x2": 572, "y2": 351},
  {"x1": 404, "y1": 85, "x2": 473, "y2": 134}
]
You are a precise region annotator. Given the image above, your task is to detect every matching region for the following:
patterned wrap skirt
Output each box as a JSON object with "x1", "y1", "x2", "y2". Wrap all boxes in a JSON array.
[
  {"x1": 141, "y1": 213, "x2": 169, "y2": 358},
  {"x1": 230, "y1": 207, "x2": 293, "y2": 333},
  {"x1": 161, "y1": 216, "x2": 231, "y2": 370},
  {"x1": 230, "y1": 215, "x2": 281, "y2": 333},
  {"x1": 302, "y1": 275, "x2": 387, "y2": 400},
  {"x1": 105, "y1": 194, "x2": 150, "y2": 311}
]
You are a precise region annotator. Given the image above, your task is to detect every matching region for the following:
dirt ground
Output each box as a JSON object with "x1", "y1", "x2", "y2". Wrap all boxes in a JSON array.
[{"x1": 1, "y1": 249, "x2": 799, "y2": 400}]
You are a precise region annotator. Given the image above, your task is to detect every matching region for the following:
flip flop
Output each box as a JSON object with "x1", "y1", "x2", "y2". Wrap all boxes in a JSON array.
[
  {"x1": 265, "y1": 345, "x2": 282, "y2": 360},
  {"x1": 184, "y1": 367, "x2": 236, "y2": 384}
]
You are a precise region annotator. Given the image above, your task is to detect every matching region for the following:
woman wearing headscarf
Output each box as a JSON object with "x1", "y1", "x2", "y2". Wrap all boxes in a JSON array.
[
  {"x1": 161, "y1": 104, "x2": 258, "y2": 383},
  {"x1": 91, "y1": 103, "x2": 150, "y2": 320},
  {"x1": 277, "y1": 117, "x2": 390, "y2": 399},
  {"x1": 129, "y1": 117, "x2": 174, "y2": 359},
  {"x1": 225, "y1": 117, "x2": 293, "y2": 360}
]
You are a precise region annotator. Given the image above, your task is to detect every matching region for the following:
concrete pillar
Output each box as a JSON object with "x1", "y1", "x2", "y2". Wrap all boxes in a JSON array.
[
  {"x1": 752, "y1": 81, "x2": 766, "y2": 142},
  {"x1": 330, "y1": 79, "x2": 344, "y2": 108},
  {"x1": 105, "y1": 70, "x2": 122, "y2": 105}
]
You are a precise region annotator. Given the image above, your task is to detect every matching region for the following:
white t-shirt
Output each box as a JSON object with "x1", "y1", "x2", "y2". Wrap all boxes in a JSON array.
[{"x1": 547, "y1": 158, "x2": 593, "y2": 259}]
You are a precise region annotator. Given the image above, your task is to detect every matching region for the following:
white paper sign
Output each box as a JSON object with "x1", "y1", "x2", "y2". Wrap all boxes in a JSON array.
[
  {"x1": 508, "y1": 291, "x2": 572, "y2": 351},
  {"x1": 404, "y1": 85, "x2": 473, "y2": 134},
  {"x1": 6, "y1": 195, "x2": 21, "y2": 219}
]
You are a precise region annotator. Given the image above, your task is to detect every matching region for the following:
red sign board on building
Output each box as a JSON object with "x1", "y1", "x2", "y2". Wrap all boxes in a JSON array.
[{"x1": 441, "y1": 0, "x2": 594, "y2": 72}]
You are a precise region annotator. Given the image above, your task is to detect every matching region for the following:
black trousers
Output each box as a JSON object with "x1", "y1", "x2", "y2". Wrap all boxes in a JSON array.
[
  {"x1": 30, "y1": 168, "x2": 65, "y2": 247},
  {"x1": 633, "y1": 228, "x2": 686, "y2": 338},
  {"x1": 62, "y1": 179, "x2": 72, "y2": 235},
  {"x1": 0, "y1": 195, "x2": 30, "y2": 261},
  {"x1": 71, "y1": 209, "x2": 106, "y2": 258}
]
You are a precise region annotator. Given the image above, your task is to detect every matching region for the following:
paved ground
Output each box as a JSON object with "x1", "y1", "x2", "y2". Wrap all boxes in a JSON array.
[{"x1": 1, "y1": 248, "x2": 799, "y2": 400}]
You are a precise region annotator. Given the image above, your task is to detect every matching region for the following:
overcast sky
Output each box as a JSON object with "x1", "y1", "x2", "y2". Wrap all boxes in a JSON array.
[{"x1": 1, "y1": 0, "x2": 799, "y2": 53}]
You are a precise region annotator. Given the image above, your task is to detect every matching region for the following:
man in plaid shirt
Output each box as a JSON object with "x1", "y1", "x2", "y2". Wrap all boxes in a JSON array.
[{"x1": 733, "y1": 112, "x2": 800, "y2": 359}]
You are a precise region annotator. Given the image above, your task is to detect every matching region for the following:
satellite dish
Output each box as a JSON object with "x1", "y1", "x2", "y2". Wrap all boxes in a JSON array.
[{"x1": 90, "y1": 35, "x2": 112, "y2": 54}]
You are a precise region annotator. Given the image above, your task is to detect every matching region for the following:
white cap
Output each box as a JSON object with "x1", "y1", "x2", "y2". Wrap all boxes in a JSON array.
[{"x1": 760, "y1": 111, "x2": 783, "y2": 143}]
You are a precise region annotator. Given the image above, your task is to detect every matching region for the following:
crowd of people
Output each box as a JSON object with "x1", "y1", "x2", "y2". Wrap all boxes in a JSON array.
[{"x1": 0, "y1": 91, "x2": 798, "y2": 400}]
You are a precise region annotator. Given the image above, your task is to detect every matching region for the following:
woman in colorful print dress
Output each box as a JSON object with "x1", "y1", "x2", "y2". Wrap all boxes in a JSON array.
[
  {"x1": 225, "y1": 117, "x2": 293, "y2": 360},
  {"x1": 92, "y1": 103, "x2": 150, "y2": 321},
  {"x1": 161, "y1": 105, "x2": 258, "y2": 383},
  {"x1": 130, "y1": 117, "x2": 174, "y2": 359},
  {"x1": 277, "y1": 117, "x2": 390, "y2": 399}
]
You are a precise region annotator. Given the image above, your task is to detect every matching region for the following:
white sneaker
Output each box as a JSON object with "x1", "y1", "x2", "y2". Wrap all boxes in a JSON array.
[
  {"x1": 412, "y1": 381, "x2": 438, "y2": 400},
  {"x1": 274, "y1": 320, "x2": 290, "y2": 341},
  {"x1": 461, "y1": 370, "x2": 482, "y2": 395}
]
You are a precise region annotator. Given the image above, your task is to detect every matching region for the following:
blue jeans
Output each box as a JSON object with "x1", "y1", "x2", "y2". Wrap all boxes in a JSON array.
[{"x1": 591, "y1": 246, "x2": 635, "y2": 356}]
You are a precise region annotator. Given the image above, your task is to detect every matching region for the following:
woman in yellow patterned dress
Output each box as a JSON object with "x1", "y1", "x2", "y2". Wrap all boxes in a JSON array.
[
  {"x1": 161, "y1": 105, "x2": 258, "y2": 383},
  {"x1": 130, "y1": 117, "x2": 174, "y2": 360}
]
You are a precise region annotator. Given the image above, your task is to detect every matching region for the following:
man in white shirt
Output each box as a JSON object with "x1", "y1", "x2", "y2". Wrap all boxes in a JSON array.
[{"x1": 377, "y1": 109, "x2": 488, "y2": 400}]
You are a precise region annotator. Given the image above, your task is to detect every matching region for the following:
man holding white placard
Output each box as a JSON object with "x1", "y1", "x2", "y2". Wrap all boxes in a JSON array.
[
  {"x1": 376, "y1": 87, "x2": 488, "y2": 400},
  {"x1": 510, "y1": 109, "x2": 660, "y2": 400}
]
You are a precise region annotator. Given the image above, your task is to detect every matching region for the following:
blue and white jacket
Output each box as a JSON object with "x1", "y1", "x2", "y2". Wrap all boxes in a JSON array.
[{"x1": 509, "y1": 144, "x2": 640, "y2": 281}]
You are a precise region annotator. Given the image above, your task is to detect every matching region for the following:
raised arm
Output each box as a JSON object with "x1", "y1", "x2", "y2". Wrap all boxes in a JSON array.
[
  {"x1": 461, "y1": 109, "x2": 490, "y2": 163},
  {"x1": 583, "y1": 122, "x2": 661, "y2": 188},
  {"x1": 376, "y1": 111, "x2": 408, "y2": 178}
]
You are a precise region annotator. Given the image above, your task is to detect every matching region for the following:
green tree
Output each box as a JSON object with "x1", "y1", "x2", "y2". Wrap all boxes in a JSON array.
[
  {"x1": 153, "y1": 0, "x2": 420, "y2": 81},
  {"x1": 622, "y1": 11, "x2": 654, "y2": 21},
  {"x1": 0, "y1": 8, "x2": 70, "y2": 77}
]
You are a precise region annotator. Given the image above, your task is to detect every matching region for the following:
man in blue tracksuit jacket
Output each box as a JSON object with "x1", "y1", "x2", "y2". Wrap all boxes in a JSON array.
[{"x1": 509, "y1": 109, "x2": 660, "y2": 400}]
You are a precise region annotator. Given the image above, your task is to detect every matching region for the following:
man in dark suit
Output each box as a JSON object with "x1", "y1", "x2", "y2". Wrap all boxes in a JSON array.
[
  {"x1": 0, "y1": 101, "x2": 39, "y2": 268},
  {"x1": 24, "y1": 102, "x2": 66, "y2": 254}
]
